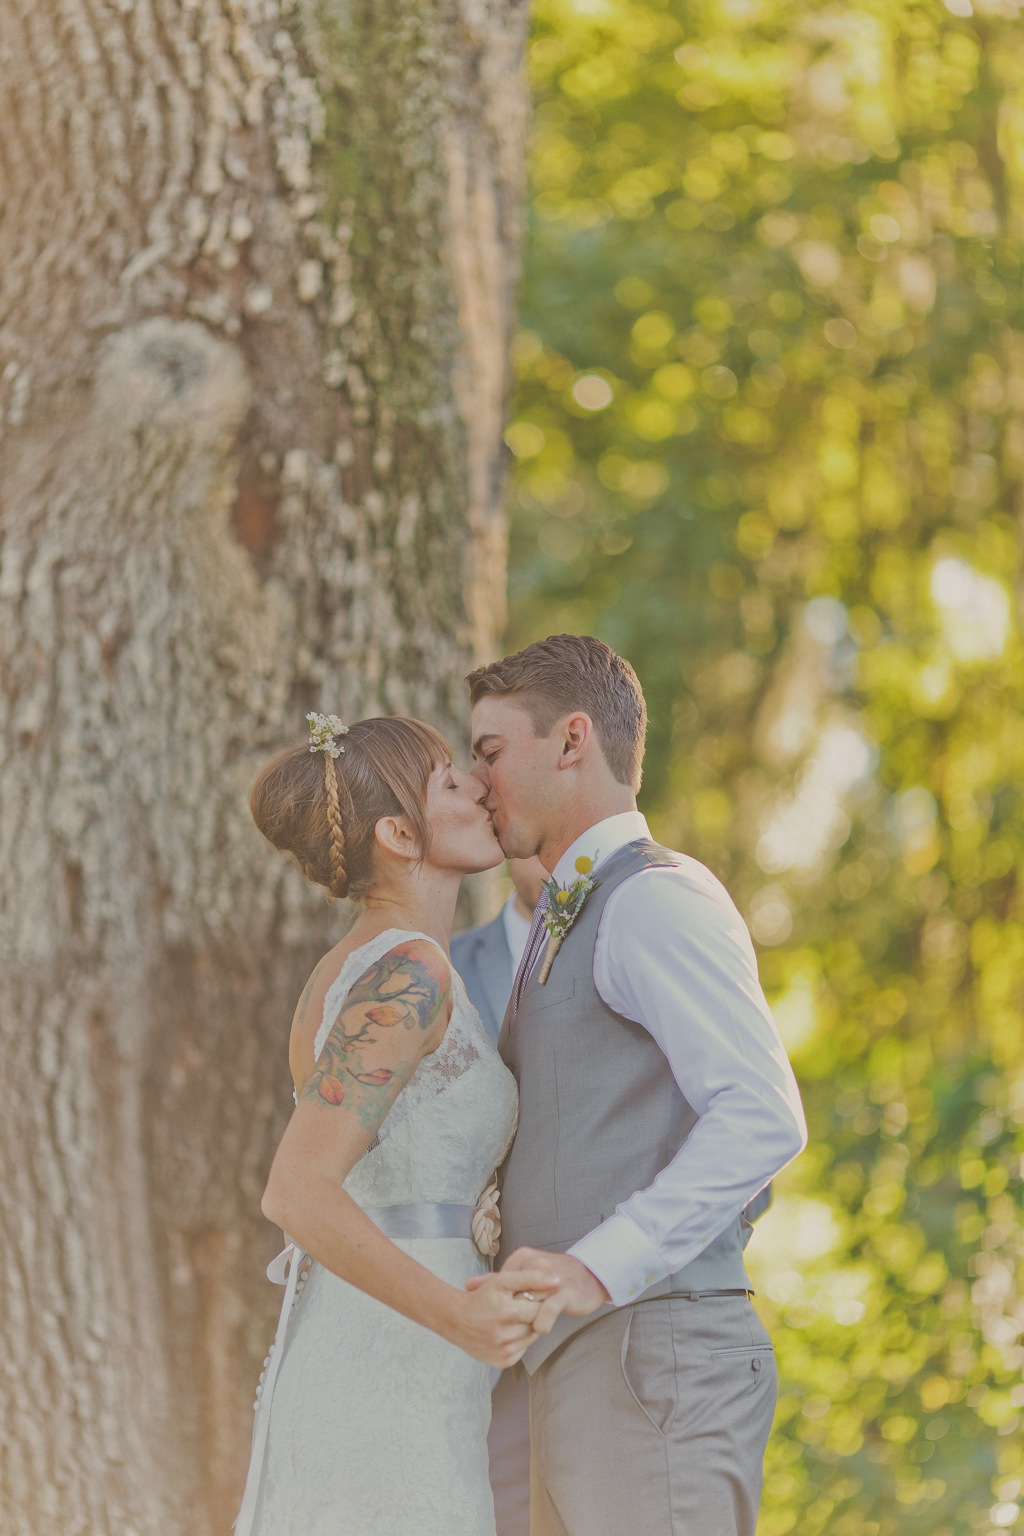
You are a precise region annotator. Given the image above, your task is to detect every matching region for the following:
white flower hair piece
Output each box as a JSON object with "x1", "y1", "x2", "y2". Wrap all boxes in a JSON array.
[{"x1": 306, "y1": 711, "x2": 349, "y2": 759}]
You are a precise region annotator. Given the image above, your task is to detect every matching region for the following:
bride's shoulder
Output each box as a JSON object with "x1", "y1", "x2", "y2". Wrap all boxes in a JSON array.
[
  {"x1": 316, "y1": 933, "x2": 454, "y2": 1061},
  {"x1": 344, "y1": 932, "x2": 453, "y2": 1014},
  {"x1": 307, "y1": 927, "x2": 449, "y2": 999},
  {"x1": 289, "y1": 932, "x2": 453, "y2": 1082}
]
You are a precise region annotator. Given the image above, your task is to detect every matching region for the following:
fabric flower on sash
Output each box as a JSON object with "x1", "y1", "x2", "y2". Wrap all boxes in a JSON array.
[
  {"x1": 472, "y1": 1174, "x2": 502, "y2": 1259},
  {"x1": 537, "y1": 855, "x2": 599, "y2": 985}
]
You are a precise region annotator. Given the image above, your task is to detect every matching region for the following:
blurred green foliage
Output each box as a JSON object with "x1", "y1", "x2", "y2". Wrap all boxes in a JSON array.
[{"x1": 507, "y1": 0, "x2": 1024, "y2": 1530}]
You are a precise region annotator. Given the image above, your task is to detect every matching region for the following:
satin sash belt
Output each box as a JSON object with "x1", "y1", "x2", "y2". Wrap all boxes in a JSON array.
[{"x1": 365, "y1": 1201, "x2": 476, "y2": 1240}]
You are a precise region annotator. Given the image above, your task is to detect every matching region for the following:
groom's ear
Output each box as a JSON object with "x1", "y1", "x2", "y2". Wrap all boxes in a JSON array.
[{"x1": 556, "y1": 712, "x2": 594, "y2": 770}]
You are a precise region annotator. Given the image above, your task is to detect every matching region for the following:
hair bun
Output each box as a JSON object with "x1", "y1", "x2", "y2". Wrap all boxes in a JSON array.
[{"x1": 249, "y1": 715, "x2": 454, "y2": 906}]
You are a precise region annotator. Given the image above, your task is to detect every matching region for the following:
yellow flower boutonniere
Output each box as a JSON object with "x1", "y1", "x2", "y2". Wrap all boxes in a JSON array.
[{"x1": 537, "y1": 854, "x2": 600, "y2": 985}]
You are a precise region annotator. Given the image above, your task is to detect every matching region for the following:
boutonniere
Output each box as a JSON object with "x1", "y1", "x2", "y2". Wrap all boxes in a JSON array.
[{"x1": 538, "y1": 855, "x2": 599, "y2": 985}]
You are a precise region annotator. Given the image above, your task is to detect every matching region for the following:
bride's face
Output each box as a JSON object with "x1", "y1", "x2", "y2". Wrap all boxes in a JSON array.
[{"x1": 421, "y1": 758, "x2": 503, "y2": 877}]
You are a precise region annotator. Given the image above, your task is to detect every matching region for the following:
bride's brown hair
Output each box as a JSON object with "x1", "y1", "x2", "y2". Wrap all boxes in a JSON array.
[{"x1": 249, "y1": 716, "x2": 453, "y2": 902}]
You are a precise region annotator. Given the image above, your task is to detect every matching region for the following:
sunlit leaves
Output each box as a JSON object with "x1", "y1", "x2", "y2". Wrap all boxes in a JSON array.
[{"x1": 510, "y1": 0, "x2": 1024, "y2": 1530}]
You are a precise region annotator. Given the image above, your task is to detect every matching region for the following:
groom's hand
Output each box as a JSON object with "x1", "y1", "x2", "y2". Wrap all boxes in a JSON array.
[{"x1": 467, "y1": 1248, "x2": 611, "y2": 1335}]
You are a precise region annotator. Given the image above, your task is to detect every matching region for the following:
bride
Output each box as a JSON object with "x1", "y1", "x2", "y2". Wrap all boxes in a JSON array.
[{"x1": 234, "y1": 712, "x2": 557, "y2": 1536}]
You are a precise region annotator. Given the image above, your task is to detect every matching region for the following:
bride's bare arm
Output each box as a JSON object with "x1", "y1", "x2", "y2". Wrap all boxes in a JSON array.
[{"x1": 262, "y1": 938, "x2": 554, "y2": 1366}]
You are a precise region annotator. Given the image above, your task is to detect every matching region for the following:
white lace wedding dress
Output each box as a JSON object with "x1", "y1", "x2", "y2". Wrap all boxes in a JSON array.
[{"x1": 236, "y1": 929, "x2": 518, "y2": 1536}]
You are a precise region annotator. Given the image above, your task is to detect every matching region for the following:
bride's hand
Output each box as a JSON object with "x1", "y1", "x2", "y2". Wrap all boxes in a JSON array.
[{"x1": 446, "y1": 1268, "x2": 559, "y2": 1368}]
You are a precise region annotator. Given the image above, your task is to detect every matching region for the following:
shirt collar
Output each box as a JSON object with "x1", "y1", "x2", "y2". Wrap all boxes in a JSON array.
[
  {"x1": 501, "y1": 889, "x2": 533, "y2": 968},
  {"x1": 551, "y1": 811, "x2": 651, "y2": 888}
]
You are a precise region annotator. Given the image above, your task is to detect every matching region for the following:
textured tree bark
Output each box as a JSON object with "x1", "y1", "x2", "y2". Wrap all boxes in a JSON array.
[{"x1": 0, "y1": 1, "x2": 528, "y2": 1531}]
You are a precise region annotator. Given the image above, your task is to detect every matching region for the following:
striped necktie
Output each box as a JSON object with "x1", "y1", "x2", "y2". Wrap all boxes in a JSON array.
[{"x1": 509, "y1": 896, "x2": 549, "y2": 1022}]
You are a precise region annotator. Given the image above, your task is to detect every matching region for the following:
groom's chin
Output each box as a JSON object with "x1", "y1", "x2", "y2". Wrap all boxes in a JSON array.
[{"x1": 490, "y1": 817, "x2": 537, "y2": 863}]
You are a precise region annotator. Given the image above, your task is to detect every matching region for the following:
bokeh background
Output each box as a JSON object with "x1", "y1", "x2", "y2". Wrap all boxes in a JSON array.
[{"x1": 503, "y1": 2, "x2": 1024, "y2": 1533}]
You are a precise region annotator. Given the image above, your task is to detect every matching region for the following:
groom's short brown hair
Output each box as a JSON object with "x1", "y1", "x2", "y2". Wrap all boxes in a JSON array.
[{"x1": 466, "y1": 634, "x2": 647, "y2": 791}]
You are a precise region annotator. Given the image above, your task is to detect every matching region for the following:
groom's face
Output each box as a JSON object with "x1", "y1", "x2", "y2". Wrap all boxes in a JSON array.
[{"x1": 470, "y1": 696, "x2": 562, "y2": 860}]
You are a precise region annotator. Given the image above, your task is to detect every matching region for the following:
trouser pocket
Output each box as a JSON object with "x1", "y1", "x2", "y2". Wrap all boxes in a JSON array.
[
  {"x1": 619, "y1": 1305, "x2": 678, "y2": 1436},
  {"x1": 708, "y1": 1342, "x2": 775, "y2": 1392}
]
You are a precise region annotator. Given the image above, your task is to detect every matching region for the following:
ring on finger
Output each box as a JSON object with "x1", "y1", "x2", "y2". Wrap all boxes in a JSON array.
[{"x1": 517, "y1": 1290, "x2": 539, "y2": 1302}]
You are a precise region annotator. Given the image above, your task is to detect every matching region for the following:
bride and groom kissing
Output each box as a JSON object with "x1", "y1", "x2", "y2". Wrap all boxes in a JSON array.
[{"x1": 234, "y1": 633, "x2": 807, "y2": 1536}]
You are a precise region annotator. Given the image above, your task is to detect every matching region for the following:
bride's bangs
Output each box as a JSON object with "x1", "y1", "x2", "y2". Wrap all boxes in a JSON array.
[
  {"x1": 402, "y1": 719, "x2": 454, "y2": 782},
  {"x1": 350, "y1": 716, "x2": 454, "y2": 862}
]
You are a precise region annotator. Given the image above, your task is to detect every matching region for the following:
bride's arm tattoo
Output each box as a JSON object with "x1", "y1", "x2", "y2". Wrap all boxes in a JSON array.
[{"x1": 301, "y1": 942, "x2": 451, "y2": 1131}]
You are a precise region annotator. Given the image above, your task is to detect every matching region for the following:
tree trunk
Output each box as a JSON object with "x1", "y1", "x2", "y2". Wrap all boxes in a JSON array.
[{"x1": 0, "y1": 2, "x2": 528, "y2": 1530}]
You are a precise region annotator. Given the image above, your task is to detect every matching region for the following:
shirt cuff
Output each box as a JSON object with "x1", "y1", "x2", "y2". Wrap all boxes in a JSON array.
[{"x1": 567, "y1": 1212, "x2": 668, "y2": 1308}]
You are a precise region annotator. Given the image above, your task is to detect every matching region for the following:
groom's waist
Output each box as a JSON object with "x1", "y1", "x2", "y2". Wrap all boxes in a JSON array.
[
  {"x1": 499, "y1": 1138, "x2": 689, "y2": 1239},
  {"x1": 505, "y1": 1230, "x2": 753, "y2": 1375},
  {"x1": 499, "y1": 1219, "x2": 751, "y2": 1290}
]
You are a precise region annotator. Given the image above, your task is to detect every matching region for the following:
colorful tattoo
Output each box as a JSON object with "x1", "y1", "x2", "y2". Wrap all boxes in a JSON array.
[{"x1": 300, "y1": 941, "x2": 451, "y2": 1133}]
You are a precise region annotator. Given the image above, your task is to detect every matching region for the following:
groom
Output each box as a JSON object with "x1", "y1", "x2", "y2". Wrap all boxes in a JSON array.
[{"x1": 465, "y1": 634, "x2": 807, "y2": 1536}]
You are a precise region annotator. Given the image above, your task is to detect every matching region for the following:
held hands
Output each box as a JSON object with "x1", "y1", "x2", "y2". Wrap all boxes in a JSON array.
[
  {"x1": 465, "y1": 1248, "x2": 611, "y2": 1340},
  {"x1": 450, "y1": 1266, "x2": 561, "y2": 1368}
]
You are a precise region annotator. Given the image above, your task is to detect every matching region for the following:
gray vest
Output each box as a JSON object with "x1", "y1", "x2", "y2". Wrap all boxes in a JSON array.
[{"x1": 499, "y1": 839, "x2": 752, "y2": 1369}]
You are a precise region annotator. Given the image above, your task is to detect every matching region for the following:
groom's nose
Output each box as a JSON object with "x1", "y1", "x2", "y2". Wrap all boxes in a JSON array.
[{"x1": 470, "y1": 761, "x2": 489, "y2": 788}]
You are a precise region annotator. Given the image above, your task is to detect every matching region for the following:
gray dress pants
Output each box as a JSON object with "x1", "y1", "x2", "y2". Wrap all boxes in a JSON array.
[
  {"x1": 528, "y1": 1296, "x2": 777, "y2": 1536},
  {"x1": 489, "y1": 1367, "x2": 532, "y2": 1536}
]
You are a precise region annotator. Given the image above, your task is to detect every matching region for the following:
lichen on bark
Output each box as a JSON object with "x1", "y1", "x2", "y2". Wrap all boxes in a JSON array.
[{"x1": 0, "y1": 1, "x2": 528, "y2": 1529}]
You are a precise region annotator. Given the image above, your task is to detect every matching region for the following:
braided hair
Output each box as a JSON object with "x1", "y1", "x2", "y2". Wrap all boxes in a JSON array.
[{"x1": 322, "y1": 752, "x2": 348, "y2": 898}]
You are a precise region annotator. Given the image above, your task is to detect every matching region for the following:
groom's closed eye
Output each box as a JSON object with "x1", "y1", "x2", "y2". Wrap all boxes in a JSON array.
[{"x1": 471, "y1": 734, "x2": 502, "y2": 762}]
